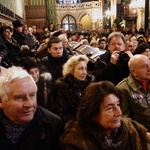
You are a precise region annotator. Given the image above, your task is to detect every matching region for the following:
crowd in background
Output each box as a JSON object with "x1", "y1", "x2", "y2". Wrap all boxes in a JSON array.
[{"x1": 0, "y1": 19, "x2": 150, "y2": 149}]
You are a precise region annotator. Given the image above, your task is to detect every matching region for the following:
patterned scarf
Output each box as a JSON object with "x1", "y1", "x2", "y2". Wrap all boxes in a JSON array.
[{"x1": 0, "y1": 111, "x2": 29, "y2": 144}]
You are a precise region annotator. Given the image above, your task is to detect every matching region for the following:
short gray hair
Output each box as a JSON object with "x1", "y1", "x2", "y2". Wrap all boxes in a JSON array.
[
  {"x1": 62, "y1": 55, "x2": 89, "y2": 77},
  {"x1": 0, "y1": 66, "x2": 37, "y2": 101}
]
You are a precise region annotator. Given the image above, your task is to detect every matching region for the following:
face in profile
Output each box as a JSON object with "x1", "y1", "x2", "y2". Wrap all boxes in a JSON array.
[
  {"x1": 48, "y1": 42, "x2": 63, "y2": 58},
  {"x1": 71, "y1": 61, "x2": 87, "y2": 81},
  {"x1": 93, "y1": 93, "x2": 122, "y2": 134},
  {"x1": 0, "y1": 78, "x2": 37, "y2": 124}
]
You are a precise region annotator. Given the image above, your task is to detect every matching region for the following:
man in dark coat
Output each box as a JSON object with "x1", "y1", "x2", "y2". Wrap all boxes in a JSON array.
[
  {"x1": 0, "y1": 66, "x2": 63, "y2": 150},
  {"x1": 92, "y1": 32, "x2": 132, "y2": 85},
  {"x1": 39, "y1": 36, "x2": 69, "y2": 83},
  {"x1": 12, "y1": 20, "x2": 26, "y2": 47},
  {"x1": 0, "y1": 25, "x2": 21, "y2": 66}
]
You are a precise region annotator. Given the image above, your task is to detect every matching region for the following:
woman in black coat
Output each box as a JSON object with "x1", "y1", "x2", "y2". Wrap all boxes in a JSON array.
[
  {"x1": 49, "y1": 55, "x2": 93, "y2": 125},
  {"x1": 0, "y1": 25, "x2": 21, "y2": 66}
]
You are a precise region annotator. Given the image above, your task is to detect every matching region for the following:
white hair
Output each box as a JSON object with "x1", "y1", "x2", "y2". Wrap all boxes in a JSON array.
[{"x1": 0, "y1": 66, "x2": 37, "y2": 101}]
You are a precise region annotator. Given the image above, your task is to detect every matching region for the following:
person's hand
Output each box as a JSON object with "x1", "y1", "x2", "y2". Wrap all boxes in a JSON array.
[
  {"x1": 110, "y1": 51, "x2": 119, "y2": 65},
  {"x1": 125, "y1": 51, "x2": 133, "y2": 58}
]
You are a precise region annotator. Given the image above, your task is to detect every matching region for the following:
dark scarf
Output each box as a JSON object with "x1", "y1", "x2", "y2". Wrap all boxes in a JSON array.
[
  {"x1": 85, "y1": 121, "x2": 129, "y2": 149},
  {"x1": 48, "y1": 49, "x2": 68, "y2": 64},
  {"x1": 66, "y1": 74, "x2": 91, "y2": 95},
  {"x1": 0, "y1": 110, "x2": 30, "y2": 144}
]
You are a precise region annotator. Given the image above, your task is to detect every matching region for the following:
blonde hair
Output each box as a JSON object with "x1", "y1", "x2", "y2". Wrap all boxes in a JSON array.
[{"x1": 62, "y1": 55, "x2": 89, "y2": 77}]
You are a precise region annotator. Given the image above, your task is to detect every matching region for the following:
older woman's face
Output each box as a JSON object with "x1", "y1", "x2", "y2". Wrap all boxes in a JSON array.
[
  {"x1": 93, "y1": 94, "x2": 122, "y2": 134},
  {"x1": 71, "y1": 61, "x2": 87, "y2": 81}
]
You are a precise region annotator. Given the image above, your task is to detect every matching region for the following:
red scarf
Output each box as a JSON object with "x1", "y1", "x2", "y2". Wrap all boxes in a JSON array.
[{"x1": 137, "y1": 80, "x2": 148, "y2": 91}]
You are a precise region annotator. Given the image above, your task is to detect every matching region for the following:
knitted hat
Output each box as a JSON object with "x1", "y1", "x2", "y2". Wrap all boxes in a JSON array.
[
  {"x1": 20, "y1": 58, "x2": 39, "y2": 72},
  {"x1": 134, "y1": 43, "x2": 150, "y2": 54},
  {"x1": 12, "y1": 20, "x2": 23, "y2": 28},
  {"x1": 0, "y1": 25, "x2": 12, "y2": 34}
]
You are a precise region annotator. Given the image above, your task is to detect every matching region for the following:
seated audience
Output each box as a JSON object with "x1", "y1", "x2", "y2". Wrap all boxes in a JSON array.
[
  {"x1": 60, "y1": 81, "x2": 150, "y2": 150},
  {"x1": 12, "y1": 20, "x2": 37, "y2": 55},
  {"x1": 22, "y1": 25, "x2": 39, "y2": 52},
  {"x1": 49, "y1": 55, "x2": 92, "y2": 125},
  {"x1": 0, "y1": 66, "x2": 63, "y2": 150}
]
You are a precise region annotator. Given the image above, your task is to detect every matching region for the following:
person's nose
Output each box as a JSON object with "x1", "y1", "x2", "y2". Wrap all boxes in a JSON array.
[
  {"x1": 23, "y1": 95, "x2": 32, "y2": 107},
  {"x1": 114, "y1": 106, "x2": 122, "y2": 116},
  {"x1": 83, "y1": 68, "x2": 87, "y2": 75}
]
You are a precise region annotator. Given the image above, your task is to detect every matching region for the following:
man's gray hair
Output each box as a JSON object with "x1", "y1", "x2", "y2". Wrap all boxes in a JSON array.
[
  {"x1": 0, "y1": 66, "x2": 37, "y2": 101},
  {"x1": 108, "y1": 32, "x2": 126, "y2": 44}
]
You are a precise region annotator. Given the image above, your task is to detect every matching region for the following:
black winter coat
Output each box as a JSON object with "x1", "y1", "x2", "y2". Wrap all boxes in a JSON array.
[
  {"x1": 39, "y1": 49, "x2": 69, "y2": 83},
  {"x1": 36, "y1": 77, "x2": 52, "y2": 109},
  {"x1": 0, "y1": 35, "x2": 8, "y2": 57},
  {"x1": 49, "y1": 74, "x2": 92, "y2": 125},
  {"x1": 13, "y1": 30, "x2": 36, "y2": 51},
  {"x1": 1, "y1": 36, "x2": 21, "y2": 65},
  {"x1": 12, "y1": 30, "x2": 26, "y2": 47},
  {"x1": 92, "y1": 50, "x2": 130, "y2": 85},
  {"x1": 0, "y1": 106, "x2": 63, "y2": 150}
]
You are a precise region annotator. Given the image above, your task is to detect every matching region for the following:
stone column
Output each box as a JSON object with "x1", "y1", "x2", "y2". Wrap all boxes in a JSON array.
[{"x1": 110, "y1": 0, "x2": 116, "y2": 27}]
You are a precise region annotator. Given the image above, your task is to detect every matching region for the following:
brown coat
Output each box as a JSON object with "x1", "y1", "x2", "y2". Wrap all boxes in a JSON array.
[{"x1": 60, "y1": 116, "x2": 148, "y2": 150}]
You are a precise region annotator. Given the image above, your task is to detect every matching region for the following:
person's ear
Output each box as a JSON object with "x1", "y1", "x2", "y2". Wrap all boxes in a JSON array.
[
  {"x1": 71, "y1": 70, "x2": 74, "y2": 76},
  {"x1": 130, "y1": 68, "x2": 136, "y2": 77},
  {"x1": 47, "y1": 48, "x2": 51, "y2": 54}
]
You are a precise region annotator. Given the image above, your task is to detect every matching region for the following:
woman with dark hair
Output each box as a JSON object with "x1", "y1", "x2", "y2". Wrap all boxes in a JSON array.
[{"x1": 60, "y1": 81, "x2": 150, "y2": 150}]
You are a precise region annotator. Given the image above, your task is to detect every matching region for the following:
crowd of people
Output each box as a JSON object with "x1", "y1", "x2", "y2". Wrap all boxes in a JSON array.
[{"x1": 0, "y1": 19, "x2": 150, "y2": 149}]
